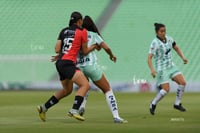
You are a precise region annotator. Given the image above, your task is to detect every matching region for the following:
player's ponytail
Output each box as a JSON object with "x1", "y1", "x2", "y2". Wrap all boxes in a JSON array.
[
  {"x1": 154, "y1": 23, "x2": 165, "y2": 32},
  {"x1": 82, "y1": 15, "x2": 102, "y2": 37}
]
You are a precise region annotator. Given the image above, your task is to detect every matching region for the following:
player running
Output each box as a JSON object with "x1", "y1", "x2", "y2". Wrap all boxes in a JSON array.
[
  {"x1": 37, "y1": 11, "x2": 97, "y2": 121},
  {"x1": 77, "y1": 16, "x2": 128, "y2": 123},
  {"x1": 148, "y1": 23, "x2": 188, "y2": 115}
]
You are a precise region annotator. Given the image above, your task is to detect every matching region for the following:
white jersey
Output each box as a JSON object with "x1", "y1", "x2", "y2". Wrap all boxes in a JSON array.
[
  {"x1": 77, "y1": 31, "x2": 103, "y2": 67},
  {"x1": 149, "y1": 35, "x2": 176, "y2": 71}
]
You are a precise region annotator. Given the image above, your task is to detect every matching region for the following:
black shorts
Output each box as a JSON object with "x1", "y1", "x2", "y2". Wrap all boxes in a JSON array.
[{"x1": 55, "y1": 60, "x2": 79, "y2": 80}]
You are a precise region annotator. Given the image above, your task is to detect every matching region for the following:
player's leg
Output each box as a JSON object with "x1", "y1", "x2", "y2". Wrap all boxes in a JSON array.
[
  {"x1": 68, "y1": 70, "x2": 90, "y2": 121},
  {"x1": 78, "y1": 67, "x2": 90, "y2": 116},
  {"x1": 79, "y1": 64, "x2": 127, "y2": 123},
  {"x1": 37, "y1": 79, "x2": 73, "y2": 121},
  {"x1": 77, "y1": 65, "x2": 97, "y2": 116},
  {"x1": 152, "y1": 83, "x2": 170, "y2": 105},
  {"x1": 172, "y1": 73, "x2": 186, "y2": 111},
  {"x1": 79, "y1": 65, "x2": 113, "y2": 115},
  {"x1": 42, "y1": 79, "x2": 73, "y2": 111},
  {"x1": 93, "y1": 74, "x2": 128, "y2": 123},
  {"x1": 150, "y1": 69, "x2": 170, "y2": 115},
  {"x1": 54, "y1": 80, "x2": 73, "y2": 99},
  {"x1": 150, "y1": 83, "x2": 169, "y2": 115},
  {"x1": 79, "y1": 92, "x2": 89, "y2": 116}
]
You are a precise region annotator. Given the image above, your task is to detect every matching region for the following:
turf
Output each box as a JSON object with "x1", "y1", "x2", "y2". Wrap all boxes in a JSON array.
[{"x1": 0, "y1": 91, "x2": 199, "y2": 133}]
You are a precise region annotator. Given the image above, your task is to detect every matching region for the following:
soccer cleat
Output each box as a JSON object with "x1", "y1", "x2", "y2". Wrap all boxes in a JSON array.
[
  {"x1": 174, "y1": 103, "x2": 186, "y2": 112},
  {"x1": 149, "y1": 103, "x2": 156, "y2": 115},
  {"x1": 79, "y1": 107, "x2": 85, "y2": 116},
  {"x1": 37, "y1": 106, "x2": 46, "y2": 122},
  {"x1": 114, "y1": 118, "x2": 128, "y2": 124},
  {"x1": 68, "y1": 109, "x2": 85, "y2": 121}
]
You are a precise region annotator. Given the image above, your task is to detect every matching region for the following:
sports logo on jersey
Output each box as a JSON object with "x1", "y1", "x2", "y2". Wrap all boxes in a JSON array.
[
  {"x1": 88, "y1": 34, "x2": 91, "y2": 39},
  {"x1": 64, "y1": 30, "x2": 75, "y2": 36},
  {"x1": 165, "y1": 48, "x2": 171, "y2": 55}
]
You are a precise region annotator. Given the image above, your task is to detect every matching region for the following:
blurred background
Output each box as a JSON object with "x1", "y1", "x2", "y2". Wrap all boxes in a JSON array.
[{"x1": 0, "y1": 0, "x2": 199, "y2": 92}]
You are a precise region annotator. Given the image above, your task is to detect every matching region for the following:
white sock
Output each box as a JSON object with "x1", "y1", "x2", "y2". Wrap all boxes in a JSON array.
[
  {"x1": 79, "y1": 92, "x2": 89, "y2": 109},
  {"x1": 152, "y1": 89, "x2": 167, "y2": 105},
  {"x1": 175, "y1": 85, "x2": 185, "y2": 105},
  {"x1": 105, "y1": 90, "x2": 120, "y2": 119},
  {"x1": 41, "y1": 105, "x2": 47, "y2": 112}
]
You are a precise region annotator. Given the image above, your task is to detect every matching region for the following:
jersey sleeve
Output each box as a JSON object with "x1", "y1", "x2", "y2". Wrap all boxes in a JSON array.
[
  {"x1": 82, "y1": 29, "x2": 88, "y2": 44},
  {"x1": 57, "y1": 30, "x2": 63, "y2": 40},
  {"x1": 149, "y1": 40, "x2": 157, "y2": 55},
  {"x1": 94, "y1": 33, "x2": 104, "y2": 45},
  {"x1": 168, "y1": 36, "x2": 176, "y2": 47}
]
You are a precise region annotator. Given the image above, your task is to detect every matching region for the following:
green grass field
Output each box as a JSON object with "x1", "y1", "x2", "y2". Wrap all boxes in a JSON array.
[{"x1": 0, "y1": 91, "x2": 199, "y2": 133}]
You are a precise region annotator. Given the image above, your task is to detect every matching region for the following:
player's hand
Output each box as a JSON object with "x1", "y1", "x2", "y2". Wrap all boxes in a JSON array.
[
  {"x1": 92, "y1": 44, "x2": 100, "y2": 51},
  {"x1": 151, "y1": 69, "x2": 156, "y2": 78},
  {"x1": 51, "y1": 55, "x2": 59, "y2": 62},
  {"x1": 182, "y1": 58, "x2": 188, "y2": 64},
  {"x1": 95, "y1": 44, "x2": 101, "y2": 51},
  {"x1": 110, "y1": 55, "x2": 117, "y2": 63}
]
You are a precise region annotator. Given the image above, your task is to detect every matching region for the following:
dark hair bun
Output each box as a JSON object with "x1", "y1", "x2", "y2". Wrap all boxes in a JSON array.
[
  {"x1": 154, "y1": 23, "x2": 159, "y2": 27},
  {"x1": 154, "y1": 23, "x2": 165, "y2": 32},
  {"x1": 70, "y1": 11, "x2": 82, "y2": 21},
  {"x1": 69, "y1": 11, "x2": 83, "y2": 26}
]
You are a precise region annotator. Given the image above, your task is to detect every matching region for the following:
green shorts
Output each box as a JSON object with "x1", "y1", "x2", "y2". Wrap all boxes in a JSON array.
[
  {"x1": 79, "y1": 64, "x2": 103, "y2": 82},
  {"x1": 156, "y1": 65, "x2": 182, "y2": 86}
]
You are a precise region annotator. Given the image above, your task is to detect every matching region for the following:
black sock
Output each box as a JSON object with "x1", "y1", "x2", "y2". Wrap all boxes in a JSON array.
[
  {"x1": 72, "y1": 96, "x2": 84, "y2": 110},
  {"x1": 44, "y1": 95, "x2": 59, "y2": 110}
]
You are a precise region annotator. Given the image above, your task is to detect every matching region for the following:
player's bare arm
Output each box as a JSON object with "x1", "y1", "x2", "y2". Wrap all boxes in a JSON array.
[
  {"x1": 147, "y1": 54, "x2": 156, "y2": 78},
  {"x1": 55, "y1": 40, "x2": 62, "y2": 53},
  {"x1": 173, "y1": 45, "x2": 188, "y2": 64},
  {"x1": 51, "y1": 40, "x2": 62, "y2": 62},
  {"x1": 100, "y1": 42, "x2": 116, "y2": 62}
]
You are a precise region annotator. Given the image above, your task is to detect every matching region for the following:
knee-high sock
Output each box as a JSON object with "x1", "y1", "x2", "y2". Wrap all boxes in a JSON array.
[
  {"x1": 72, "y1": 95, "x2": 84, "y2": 110},
  {"x1": 175, "y1": 85, "x2": 185, "y2": 105},
  {"x1": 105, "y1": 90, "x2": 120, "y2": 119},
  {"x1": 80, "y1": 92, "x2": 89, "y2": 109},
  {"x1": 41, "y1": 95, "x2": 59, "y2": 112},
  {"x1": 152, "y1": 89, "x2": 167, "y2": 105}
]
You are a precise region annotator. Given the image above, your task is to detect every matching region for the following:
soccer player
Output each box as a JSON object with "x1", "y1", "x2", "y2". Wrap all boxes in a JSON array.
[
  {"x1": 37, "y1": 11, "x2": 97, "y2": 121},
  {"x1": 148, "y1": 23, "x2": 188, "y2": 115},
  {"x1": 77, "y1": 16, "x2": 128, "y2": 123}
]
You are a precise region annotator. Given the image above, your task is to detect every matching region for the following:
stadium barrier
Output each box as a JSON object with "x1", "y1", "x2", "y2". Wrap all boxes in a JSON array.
[{"x1": 0, "y1": 81, "x2": 199, "y2": 92}]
